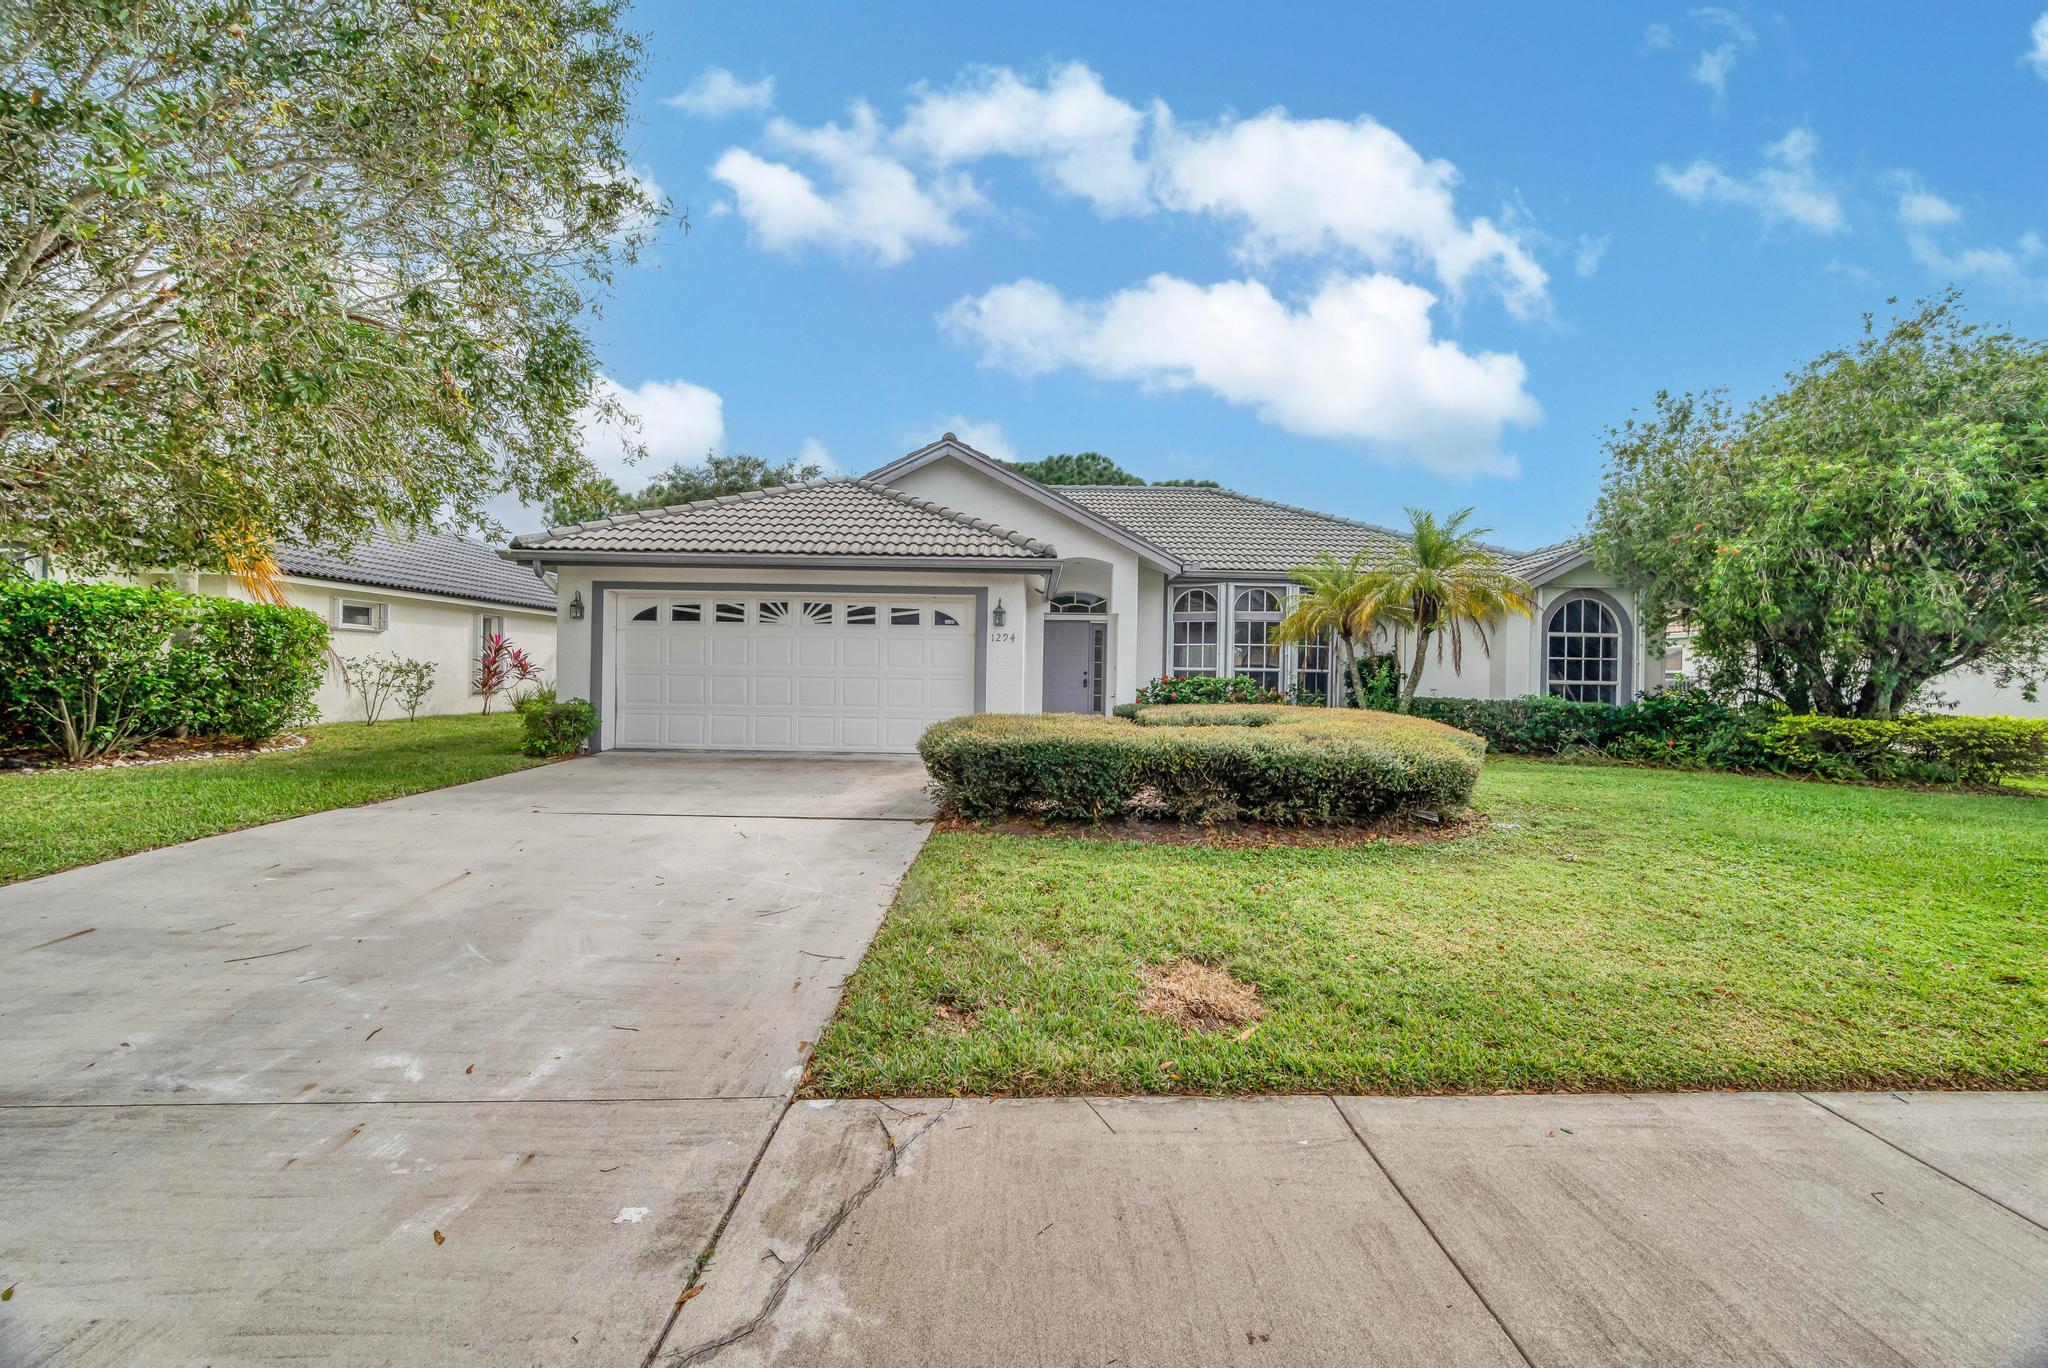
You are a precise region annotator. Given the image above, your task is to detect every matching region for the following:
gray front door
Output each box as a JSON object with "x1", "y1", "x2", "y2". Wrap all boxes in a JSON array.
[{"x1": 1043, "y1": 620, "x2": 1103, "y2": 714}]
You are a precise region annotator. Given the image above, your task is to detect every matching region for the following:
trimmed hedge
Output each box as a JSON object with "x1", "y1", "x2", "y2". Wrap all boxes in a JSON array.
[
  {"x1": 919, "y1": 704, "x2": 1486, "y2": 824},
  {"x1": 0, "y1": 580, "x2": 325, "y2": 759},
  {"x1": 1760, "y1": 714, "x2": 2048, "y2": 784},
  {"x1": 1134, "y1": 674, "x2": 1284, "y2": 706},
  {"x1": 1409, "y1": 691, "x2": 2048, "y2": 784}
]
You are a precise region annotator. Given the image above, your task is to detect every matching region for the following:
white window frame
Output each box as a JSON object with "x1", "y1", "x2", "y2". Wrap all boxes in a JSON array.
[
  {"x1": 478, "y1": 613, "x2": 506, "y2": 660},
  {"x1": 1170, "y1": 588, "x2": 1220, "y2": 675},
  {"x1": 331, "y1": 596, "x2": 388, "y2": 633}
]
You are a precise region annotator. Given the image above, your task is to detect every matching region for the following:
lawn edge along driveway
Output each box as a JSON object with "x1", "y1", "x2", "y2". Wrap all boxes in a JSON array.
[{"x1": 0, "y1": 713, "x2": 549, "y2": 886}]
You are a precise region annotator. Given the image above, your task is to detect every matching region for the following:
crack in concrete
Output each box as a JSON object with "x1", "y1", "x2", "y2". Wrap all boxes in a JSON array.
[{"x1": 661, "y1": 1102, "x2": 956, "y2": 1366}]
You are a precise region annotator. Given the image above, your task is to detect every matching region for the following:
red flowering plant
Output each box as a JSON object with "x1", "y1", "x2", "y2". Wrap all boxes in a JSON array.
[{"x1": 474, "y1": 634, "x2": 543, "y2": 714}]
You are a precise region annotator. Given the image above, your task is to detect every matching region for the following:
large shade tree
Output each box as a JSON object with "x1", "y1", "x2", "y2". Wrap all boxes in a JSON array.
[
  {"x1": 1592, "y1": 293, "x2": 2048, "y2": 718},
  {"x1": 0, "y1": 0, "x2": 661, "y2": 574}
]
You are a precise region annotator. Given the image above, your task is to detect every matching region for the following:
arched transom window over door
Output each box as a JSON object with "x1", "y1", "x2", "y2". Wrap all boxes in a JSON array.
[
  {"x1": 1048, "y1": 591, "x2": 1106, "y2": 615},
  {"x1": 1232, "y1": 588, "x2": 1283, "y2": 692},
  {"x1": 1546, "y1": 596, "x2": 1624, "y2": 703},
  {"x1": 1170, "y1": 588, "x2": 1218, "y2": 675}
]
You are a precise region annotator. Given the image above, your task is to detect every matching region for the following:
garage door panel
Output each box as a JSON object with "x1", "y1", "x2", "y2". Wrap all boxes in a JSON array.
[{"x1": 612, "y1": 592, "x2": 976, "y2": 754}]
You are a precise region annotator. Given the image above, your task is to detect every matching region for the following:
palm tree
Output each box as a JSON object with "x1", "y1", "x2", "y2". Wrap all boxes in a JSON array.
[
  {"x1": 1364, "y1": 508, "x2": 1535, "y2": 713},
  {"x1": 1277, "y1": 550, "x2": 1384, "y2": 707}
]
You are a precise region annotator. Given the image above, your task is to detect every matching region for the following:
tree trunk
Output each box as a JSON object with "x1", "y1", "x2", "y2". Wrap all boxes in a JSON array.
[
  {"x1": 1399, "y1": 627, "x2": 1431, "y2": 713},
  {"x1": 1337, "y1": 633, "x2": 1369, "y2": 709}
]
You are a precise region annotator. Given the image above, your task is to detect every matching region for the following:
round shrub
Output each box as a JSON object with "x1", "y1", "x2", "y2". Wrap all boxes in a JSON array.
[
  {"x1": 521, "y1": 696, "x2": 600, "y2": 757},
  {"x1": 918, "y1": 704, "x2": 1486, "y2": 824}
]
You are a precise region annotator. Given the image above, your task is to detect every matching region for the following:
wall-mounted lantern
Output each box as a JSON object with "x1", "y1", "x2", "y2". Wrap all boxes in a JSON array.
[
  {"x1": 568, "y1": 590, "x2": 585, "y2": 621},
  {"x1": 991, "y1": 598, "x2": 1006, "y2": 628}
]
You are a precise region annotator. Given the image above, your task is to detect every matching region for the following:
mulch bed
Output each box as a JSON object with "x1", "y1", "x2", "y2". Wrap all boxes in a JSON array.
[
  {"x1": 0, "y1": 733, "x2": 307, "y2": 774},
  {"x1": 931, "y1": 807, "x2": 1488, "y2": 848}
]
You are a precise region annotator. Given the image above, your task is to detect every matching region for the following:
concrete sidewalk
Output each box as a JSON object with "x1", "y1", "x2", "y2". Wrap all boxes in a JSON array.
[{"x1": 657, "y1": 1090, "x2": 2048, "y2": 1367}]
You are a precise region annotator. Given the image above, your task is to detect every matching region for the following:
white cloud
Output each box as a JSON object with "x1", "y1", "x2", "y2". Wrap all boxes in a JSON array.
[
  {"x1": 706, "y1": 63, "x2": 1552, "y2": 314},
  {"x1": 942, "y1": 273, "x2": 1538, "y2": 476},
  {"x1": 796, "y1": 437, "x2": 838, "y2": 474},
  {"x1": 2029, "y1": 13, "x2": 2048, "y2": 78},
  {"x1": 1573, "y1": 232, "x2": 1612, "y2": 278},
  {"x1": 1907, "y1": 229, "x2": 2048, "y2": 300},
  {"x1": 1152, "y1": 108, "x2": 1549, "y2": 318},
  {"x1": 581, "y1": 377, "x2": 726, "y2": 483},
  {"x1": 664, "y1": 68, "x2": 775, "y2": 117},
  {"x1": 1689, "y1": 8, "x2": 1757, "y2": 98},
  {"x1": 1657, "y1": 127, "x2": 1844, "y2": 233},
  {"x1": 1894, "y1": 186, "x2": 1963, "y2": 230},
  {"x1": 710, "y1": 104, "x2": 982, "y2": 265},
  {"x1": 894, "y1": 63, "x2": 1149, "y2": 214}
]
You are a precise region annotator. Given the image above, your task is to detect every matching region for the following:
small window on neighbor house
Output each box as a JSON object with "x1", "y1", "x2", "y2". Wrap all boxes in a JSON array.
[
  {"x1": 890, "y1": 606, "x2": 921, "y2": 627},
  {"x1": 333, "y1": 597, "x2": 386, "y2": 632},
  {"x1": 757, "y1": 600, "x2": 790, "y2": 624},
  {"x1": 630, "y1": 604, "x2": 659, "y2": 623},
  {"x1": 846, "y1": 604, "x2": 877, "y2": 626},
  {"x1": 933, "y1": 609, "x2": 960, "y2": 627},
  {"x1": 714, "y1": 601, "x2": 745, "y2": 623},
  {"x1": 670, "y1": 602, "x2": 701, "y2": 623},
  {"x1": 478, "y1": 615, "x2": 506, "y2": 662},
  {"x1": 802, "y1": 601, "x2": 833, "y2": 625}
]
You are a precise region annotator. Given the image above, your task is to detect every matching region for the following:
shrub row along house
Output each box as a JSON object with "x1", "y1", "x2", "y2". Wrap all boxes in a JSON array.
[
  {"x1": 505, "y1": 435, "x2": 1656, "y2": 754},
  {"x1": 18, "y1": 531, "x2": 558, "y2": 723}
]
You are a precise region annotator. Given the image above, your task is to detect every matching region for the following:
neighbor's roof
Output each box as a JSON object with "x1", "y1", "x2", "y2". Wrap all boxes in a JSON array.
[
  {"x1": 506, "y1": 479, "x2": 1057, "y2": 561},
  {"x1": 279, "y1": 530, "x2": 556, "y2": 611},
  {"x1": 1057, "y1": 484, "x2": 1583, "y2": 580}
]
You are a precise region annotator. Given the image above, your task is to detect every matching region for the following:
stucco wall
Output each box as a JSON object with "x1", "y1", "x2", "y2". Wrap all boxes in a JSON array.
[
  {"x1": 197, "y1": 574, "x2": 557, "y2": 722},
  {"x1": 544, "y1": 563, "x2": 1041, "y2": 748}
]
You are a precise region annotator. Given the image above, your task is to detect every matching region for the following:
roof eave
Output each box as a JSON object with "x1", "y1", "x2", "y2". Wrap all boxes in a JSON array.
[
  {"x1": 867, "y1": 438, "x2": 1186, "y2": 574},
  {"x1": 1517, "y1": 548, "x2": 1594, "y2": 585},
  {"x1": 498, "y1": 549, "x2": 1060, "y2": 575}
]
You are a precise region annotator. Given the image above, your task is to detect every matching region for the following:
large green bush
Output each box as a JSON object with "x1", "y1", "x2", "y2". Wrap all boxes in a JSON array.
[
  {"x1": 1760, "y1": 714, "x2": 2048, "y2": 784},
  {"x1": 0, "y1": 581, "x2": 325, "y2": 759},
  {"x1": 166, "y1": 596, "x2": 327, "y2": 740},
  {"x1": 919, "y1": 704, "x2": 1485, "y2": 824},
  {"x1": 1409, "y1": 690, "x2": 2046, "y2": 784}
]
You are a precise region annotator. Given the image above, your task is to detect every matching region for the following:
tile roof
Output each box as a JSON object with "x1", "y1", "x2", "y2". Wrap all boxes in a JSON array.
[
  {"x1": 1055, "y1": 486, "x2": 1413, "y2": 573},
  {"x1": 507, "y1": 479, "x2": 1056, "y2": 560},
  {"x1": 278, "y1": 530, "x2": 556, "y2": 611},
  {"x1": 1055, "y1": 485, "x2": 1580, "y2": 579}
]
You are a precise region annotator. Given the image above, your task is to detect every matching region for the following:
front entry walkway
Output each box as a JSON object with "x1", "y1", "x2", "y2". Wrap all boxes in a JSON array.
[{"x1": 0, "y1": 754, "x2": 933, "y2": 1365}]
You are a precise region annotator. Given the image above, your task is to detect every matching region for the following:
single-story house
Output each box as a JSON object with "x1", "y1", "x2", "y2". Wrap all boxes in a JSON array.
[
  {"x1": 505, "y1": 435, "x2": 1654, "y2": 753},
  {"x1": 159, "y1": 532, "x2": 558, "y2": 722}
]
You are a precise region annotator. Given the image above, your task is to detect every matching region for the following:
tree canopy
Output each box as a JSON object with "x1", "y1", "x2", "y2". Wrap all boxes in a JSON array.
[
  {"x1": 1009, "y1": 451, "x2": 1218, "y2": 488},
  {"x1": 1591, "y1": 293, "x2": 2048, "y2": 718},
  {"x1": 1363, "y1": 508, "x2": 1533, "y2": 711},
  {"x1": 0, "y1": 1, "x2": 661, "y2": 572},
  {"x1": 542, "y1": 451, "x2": 826, "y2": 527}
]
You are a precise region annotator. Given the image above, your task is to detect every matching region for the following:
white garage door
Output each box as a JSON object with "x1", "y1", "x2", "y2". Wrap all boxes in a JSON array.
[{"x1": 610, "y1": 591, "x2": 977, "y2": 752}]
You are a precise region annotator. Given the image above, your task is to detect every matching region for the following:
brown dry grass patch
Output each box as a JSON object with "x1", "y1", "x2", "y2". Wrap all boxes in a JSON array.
[{"x1": 1141, "y1": 959, "x2": 1264, "y2": 1034}]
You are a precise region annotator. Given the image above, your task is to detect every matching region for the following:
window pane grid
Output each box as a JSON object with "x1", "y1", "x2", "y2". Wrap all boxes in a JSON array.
[{"x1": 1545, "y1": 598, "x2": 1622, "y2": 704}]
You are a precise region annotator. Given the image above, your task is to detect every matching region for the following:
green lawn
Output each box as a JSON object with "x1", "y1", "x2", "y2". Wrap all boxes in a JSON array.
[
  {"x1": 810, "y1": 759, "x2": 2048, "y2": 1097},
  {"x1": 0, "y1": 714, "x2": 547, "y2": 885}
]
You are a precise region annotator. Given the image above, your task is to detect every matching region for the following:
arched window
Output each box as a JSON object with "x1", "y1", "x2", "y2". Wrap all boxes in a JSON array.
[
  {"x1": 1232, "y1": 588, "x2": 1284, "y2": 692},
  {"x1": 1546, "y1": 596, "x2": 1624, "y2": 703},
  {"x1": 1048, "y1": 591, "x2": 1107, "y2": 615},
  {"x1": 1170, "y1": 588, "x2": 1219, "y2": 675}
]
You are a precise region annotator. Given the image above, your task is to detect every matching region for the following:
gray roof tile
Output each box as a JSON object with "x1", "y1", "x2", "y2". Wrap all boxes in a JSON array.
[
  {"x1": 279, "y1": 531, "x2": 556, "y2": 611},
  {"x1": 1054, "y1": 485, "x2": 1576, "y2": 578},
  {"x1": 508, "y1": 479, "x2": 1056, "y2": 560}
]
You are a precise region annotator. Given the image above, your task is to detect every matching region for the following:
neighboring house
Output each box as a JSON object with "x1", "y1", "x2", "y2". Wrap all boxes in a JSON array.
[
  {"x1": 1663, "y1": 625, "x2": 2047, "y2": 720},
  {"x1": 167, "y1": 532, "x2": 558, "y2": 722},
  {"x1": 505, "y1": 435, "x2": 1656, "y2": 754}
]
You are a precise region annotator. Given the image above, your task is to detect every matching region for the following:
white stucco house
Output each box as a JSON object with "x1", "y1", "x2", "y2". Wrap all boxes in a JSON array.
[
  {"x1": 155, "y1": 532, "x2": 558, "y2": 722},
  {"x1": 506, "y1": 435, "x2": 1655, "y2": 754}
]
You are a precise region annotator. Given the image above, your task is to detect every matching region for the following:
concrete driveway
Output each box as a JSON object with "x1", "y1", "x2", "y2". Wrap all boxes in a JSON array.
[{"x1": 0, "y1": 754, "x2": 934, "y2": 1366}]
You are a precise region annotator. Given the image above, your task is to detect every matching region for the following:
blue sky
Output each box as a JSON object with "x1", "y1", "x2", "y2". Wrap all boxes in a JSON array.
[{"x1": 561, "y1": 2, "x2": 2048, "y2": 549}]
